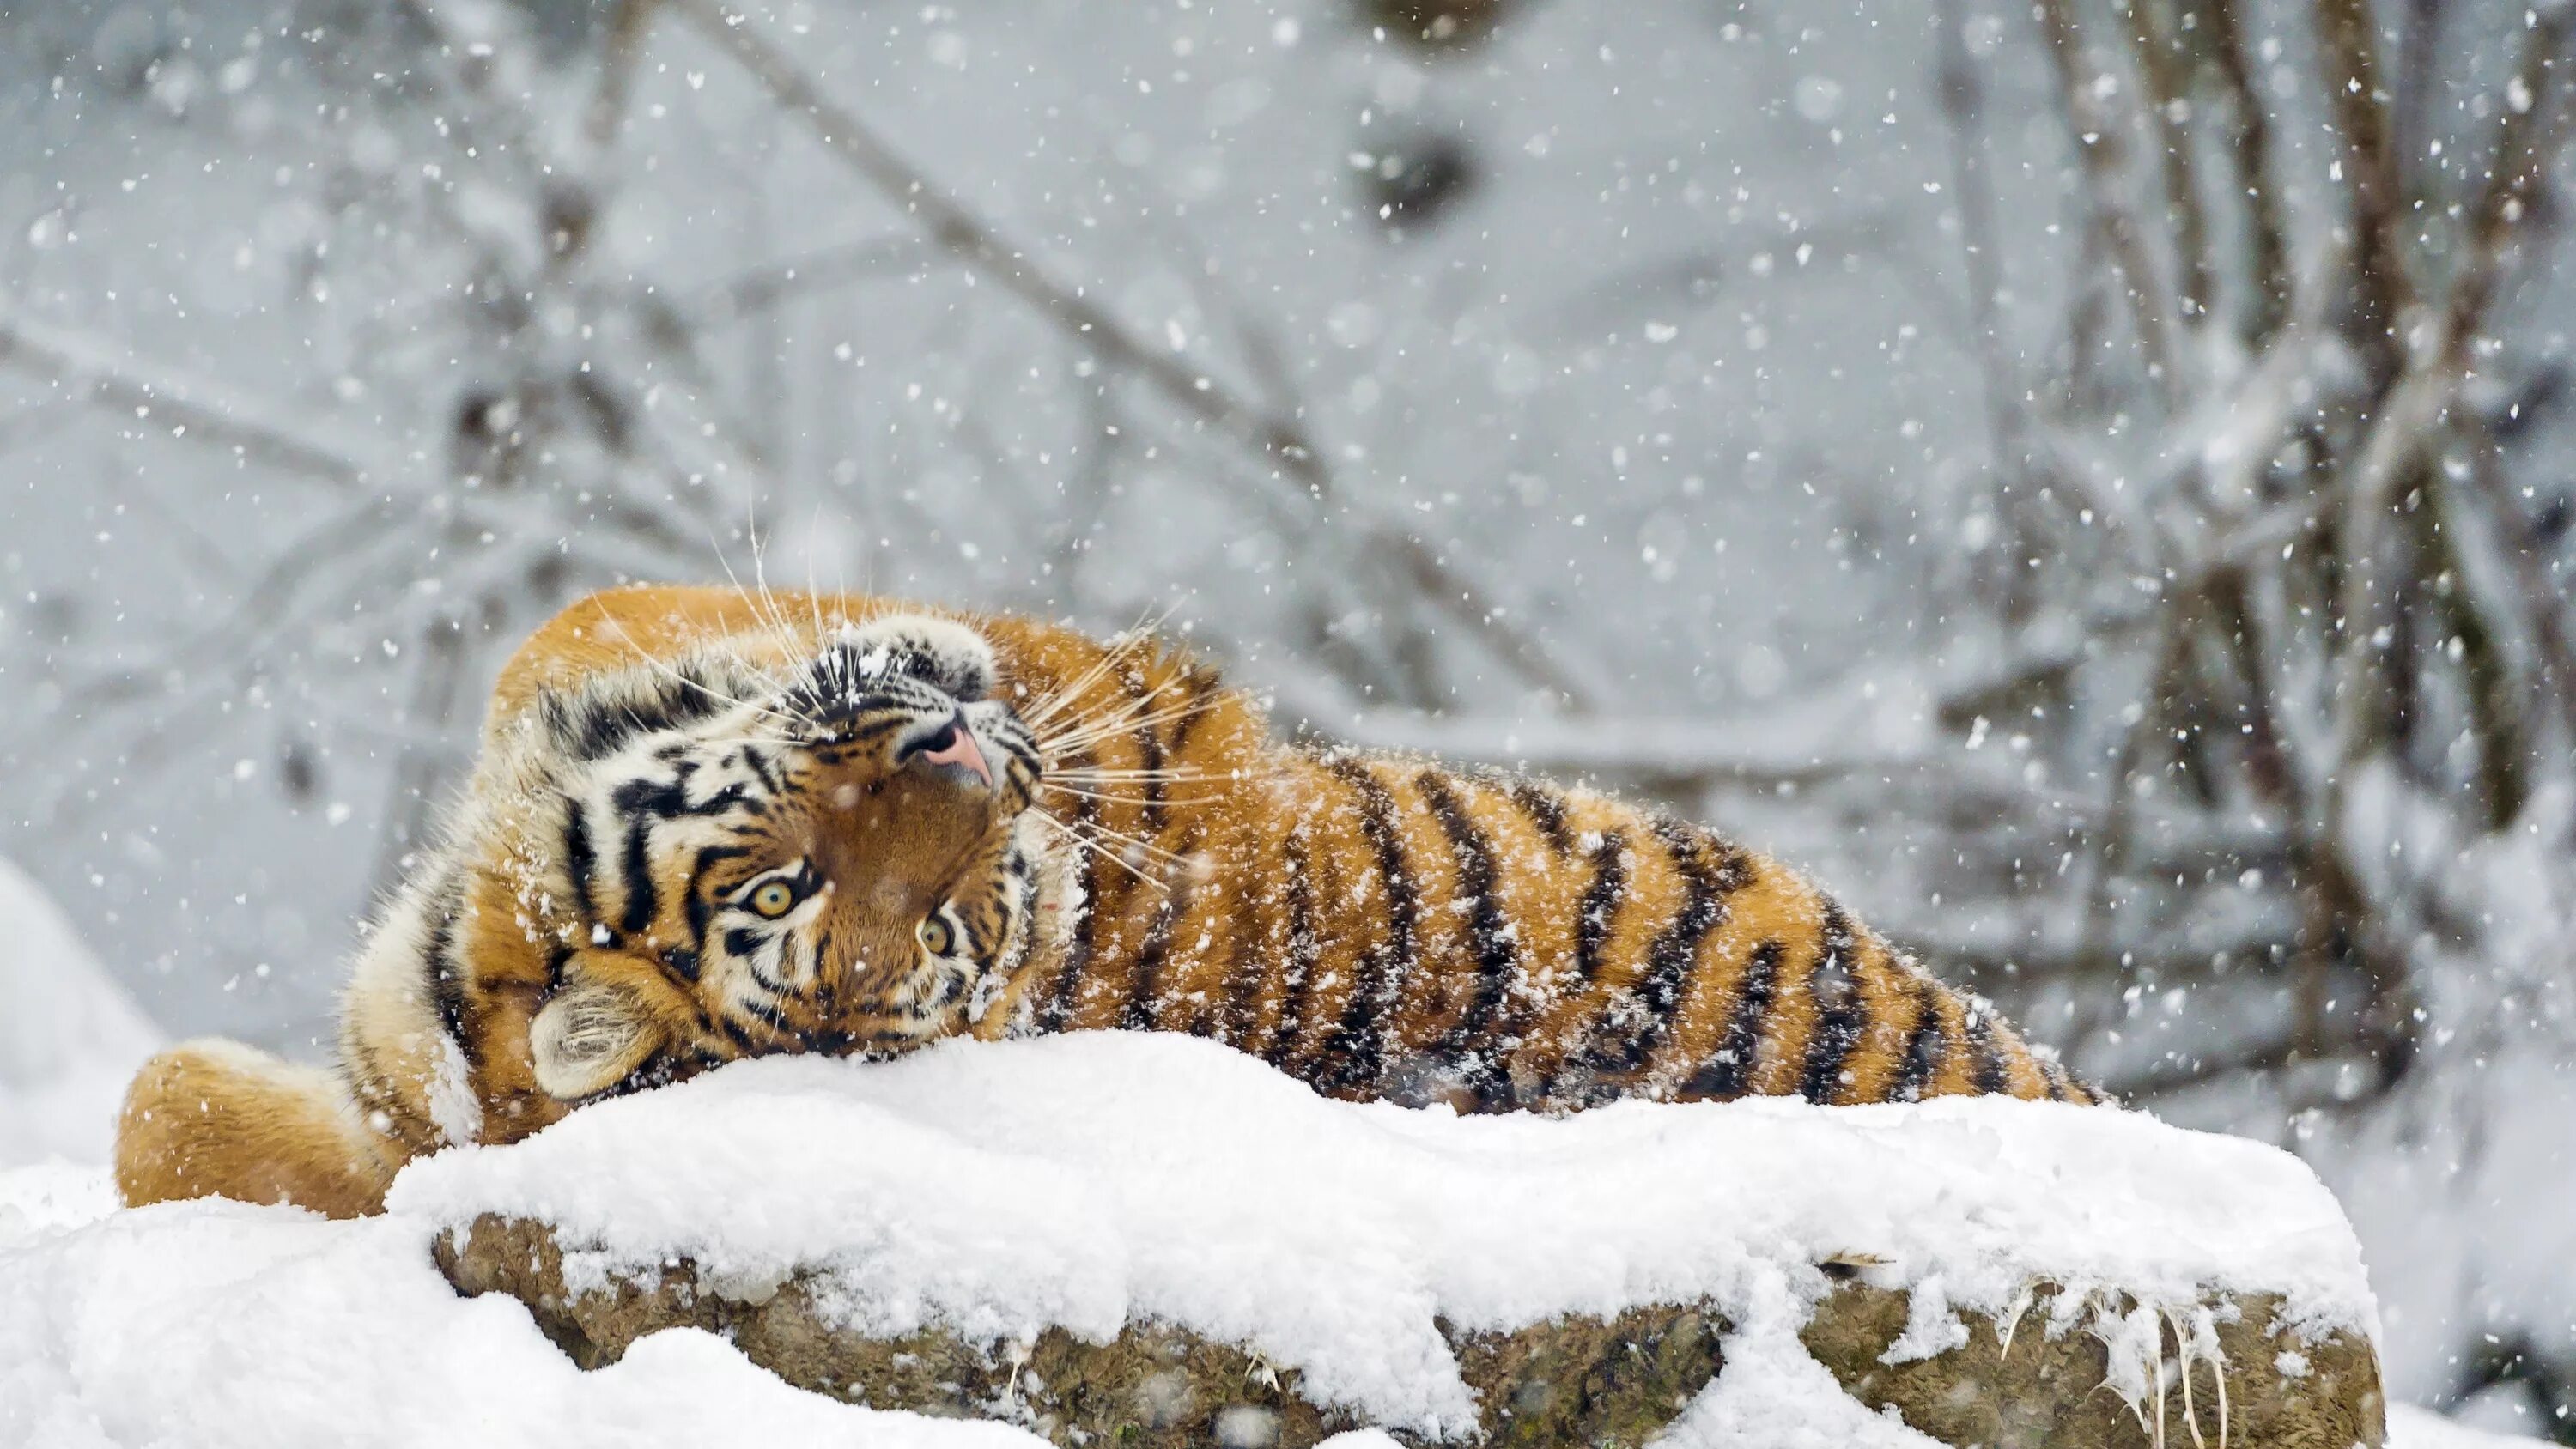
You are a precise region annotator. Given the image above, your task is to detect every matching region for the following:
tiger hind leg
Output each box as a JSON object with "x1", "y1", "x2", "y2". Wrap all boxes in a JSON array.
[{"x1": 113, "y1": 1039, "x2": 398, "y2": 1219}]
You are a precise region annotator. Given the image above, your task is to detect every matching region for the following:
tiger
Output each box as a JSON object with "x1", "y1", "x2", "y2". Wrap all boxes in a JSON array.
[{"x1": 113, "y1": 585, "x2": 2101, "y2": 1218}]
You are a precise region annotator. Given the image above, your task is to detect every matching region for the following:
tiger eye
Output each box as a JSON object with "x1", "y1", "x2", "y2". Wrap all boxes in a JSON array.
[
  {"x1": 750, "y1": 881, "x2": 798, "y2": 919},
  {"x1": 916, "y1": 914, "x2": 954, "y2": 957}
]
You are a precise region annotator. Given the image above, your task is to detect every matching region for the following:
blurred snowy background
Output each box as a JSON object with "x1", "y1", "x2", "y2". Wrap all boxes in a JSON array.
[{"x1": 0, "y1": 0, "x2": 2568, "y2": 1436}]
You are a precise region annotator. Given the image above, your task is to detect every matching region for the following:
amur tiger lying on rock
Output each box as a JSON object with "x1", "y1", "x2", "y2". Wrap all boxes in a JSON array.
[{"x1": 116, "y1": 585, "x2": 2101, "y2": 1218}]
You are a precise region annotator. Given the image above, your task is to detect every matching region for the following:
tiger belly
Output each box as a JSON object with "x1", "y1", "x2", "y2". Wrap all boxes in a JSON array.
[{"x1": 1018, "y1": 747, "x2": 2095, "y2": 1113}]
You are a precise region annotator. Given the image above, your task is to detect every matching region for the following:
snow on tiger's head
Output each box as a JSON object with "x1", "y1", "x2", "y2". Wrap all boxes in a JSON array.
[{"x1": 489, "y1": 611, "x2": 1059, "y2": 1099}]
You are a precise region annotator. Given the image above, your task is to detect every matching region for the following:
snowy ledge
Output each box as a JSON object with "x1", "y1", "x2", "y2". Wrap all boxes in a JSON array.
[{"x1": 393, "y1": 1033, "x2": 2385, "y2": 1447}]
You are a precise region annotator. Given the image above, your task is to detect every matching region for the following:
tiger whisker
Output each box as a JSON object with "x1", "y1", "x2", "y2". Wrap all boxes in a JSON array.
[
  {"x1": 800, "y1": 503, "x2": 841, "y2": 662},
  {"x1": 1048, "y1": 814, "x2": 1197, "y2": 872},
  {"x1": 714, "y1": 515, "x2": 816, "y2": 673},
  {"x1": 1037, "y1": 694, "x2": 1230, "y2": 758},
  {"x1": 1038, "y1": 782, "x2": 1227, "y2": 809},
  {"x1": 593, "y1": 608, "x2": 812, "y2": 737},
  {"x1": 1014, "y1": 646, "x2": 1127, "y2": 732},
  {"x1": 1039, "y1": 798, "x2": 1193, "y2": 852},
  {"x1": 1031, "y1": 668, "x2": 1184, "y2": 743},
  {"x1": 1042, "y1": 763, "x2": 1228, "y2": 780},
  {"x1": 749, "y1": 531, "x2": 816, "y2": 668},
  {"x1": 1036, "y1": 686, "x2": 1224, "y2": 750},
  {"x1": 1018, "y1": 603, "x2": 1179, "y2": 730},
  {"x1": 1054, "y1": 758, "x2": 1280, "y2": 787},
  {"x1": 1042, "y1": 772, "x2": 1225, "y2": 788},
  {"x1": 1018, "y1": 628, "x2": 1156, "y2": 732},
  {"x1": 1032, "y1": 814, "x2": 1174, "y2": 896}
]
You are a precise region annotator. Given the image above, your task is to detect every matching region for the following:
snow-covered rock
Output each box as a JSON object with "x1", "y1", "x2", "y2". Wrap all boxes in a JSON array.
[
  {"x1": 0, "y1": 858, "x2": 161, "y2": 1168},
  {"x1": 395, "y1": 1032, "x2": 2383, "y2": 1446}
]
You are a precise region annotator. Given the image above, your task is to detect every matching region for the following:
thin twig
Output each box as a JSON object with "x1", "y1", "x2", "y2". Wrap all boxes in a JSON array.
[
  {"x1": 660, "y1": 0, "x2": 1328, "y2": 500},
  {"x1": 0, "y1": 304, "x2": 386, "y2": 488}
]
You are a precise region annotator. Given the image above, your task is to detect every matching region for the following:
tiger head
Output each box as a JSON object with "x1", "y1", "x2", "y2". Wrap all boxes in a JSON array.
[{"x1": 498, "y1": 612, "x2": 1063, "y2": 1102}]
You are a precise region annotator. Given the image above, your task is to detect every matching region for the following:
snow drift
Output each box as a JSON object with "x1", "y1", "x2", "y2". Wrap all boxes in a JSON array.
[{"x1": 0, "y1": 857, "x2": 161, "y2": 1168}]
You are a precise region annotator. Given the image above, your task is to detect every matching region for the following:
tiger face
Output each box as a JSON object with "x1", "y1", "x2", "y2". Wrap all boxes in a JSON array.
[{"x1": 512, "y1": 613, "x2": 1051, "y2": 1101}]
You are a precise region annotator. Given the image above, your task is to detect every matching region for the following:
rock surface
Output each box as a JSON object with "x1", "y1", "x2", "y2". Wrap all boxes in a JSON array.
[{"x1": 435, "y1": 1213, "x2": 2385, "y2": 1448}]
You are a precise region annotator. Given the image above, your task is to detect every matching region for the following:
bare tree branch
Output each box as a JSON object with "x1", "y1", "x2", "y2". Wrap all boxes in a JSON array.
[
  {"x1": 0, "y1": 304, "x2": 391, "y2": 488},
  {"x1": 659, "y1": 0, "x2": 1329, "y2": 503}
]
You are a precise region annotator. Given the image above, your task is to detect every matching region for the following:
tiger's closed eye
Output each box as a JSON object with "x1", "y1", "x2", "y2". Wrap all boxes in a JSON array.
[{"x1": 916, "y1": 913, "x2": 955, "y2": 957}]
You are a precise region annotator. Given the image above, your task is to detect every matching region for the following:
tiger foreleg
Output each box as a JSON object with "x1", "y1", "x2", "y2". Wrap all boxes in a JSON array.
[{"x1": 113, "y1": 1039, "x2": 399, "y2": 1219}]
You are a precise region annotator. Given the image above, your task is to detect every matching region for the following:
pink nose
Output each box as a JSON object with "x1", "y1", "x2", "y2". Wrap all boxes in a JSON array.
[{"x1": 918, "y1": 721, "x2": 993, "y2": 789}]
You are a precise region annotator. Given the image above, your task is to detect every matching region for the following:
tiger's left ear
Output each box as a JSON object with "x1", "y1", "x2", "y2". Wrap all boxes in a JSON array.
[{"x1": 529, "y1": 977, "x2": 667, "y2": 1100}]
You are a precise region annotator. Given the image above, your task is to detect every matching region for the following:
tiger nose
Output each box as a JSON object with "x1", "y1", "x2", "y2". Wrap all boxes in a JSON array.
[{"x1": 902, "y1": 712, "x2": 993, "y2": 790}]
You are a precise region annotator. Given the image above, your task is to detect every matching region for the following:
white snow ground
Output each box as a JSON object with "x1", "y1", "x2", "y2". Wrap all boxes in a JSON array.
[{"x1": 0, "y1": 858, "x2": 161, "y2": 1169}]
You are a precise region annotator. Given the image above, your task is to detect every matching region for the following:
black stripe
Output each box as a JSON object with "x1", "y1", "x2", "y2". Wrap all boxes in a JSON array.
[
  {"x1": 1892, "y1": 980, "x2": 1947, "y2": 1101},
  {"x1": 1681, "y1": 938, "x2": 1783, "y2": 1100},
  {"x1": 556, "y1": 672, "x2": 729, "y2": 761},
  {"x1": 840, "y1": 716, "x2": 911, "y2": 747},
  {"x1": 1162, "y1": 665, "x2": 1225, "y2": 758},
  {"x1": 997, "y1": 734, "x2": 1044, "y2": 779},
  {"x1": 1591, "y1": 822, "x2": 1738, "y2": 1077},
  {"x1": 1796, "y1": 900, "x2": 1868, "y2": 1104},
  {"x1": 1965, "y1": 1008, "x2": 2009, "y2": 1094},
  {"x1": 2061, "y1": 1064, "x2": 2097, "y2": 1106},
  {"x1": 1136, "y1": 687, "x2": 1171, "y2": 834},
  {"x1": 1005, "y1": 852, "x2": 1040, "y2": 974},
  {"x1": 1264, "y1": 832, "x2": 1321, "y2": 1065},
  {"x1": 1574, "y1": 831, "x2": 1628, "y2": 981},
  {"x1": 1036, "y1": 749, "x2": 1103, "y2": 1032},
  {"x1": 1217, "y1": 863, "x2": 1268, "y2": 1047},
  {"x1": 1120, "y1": 823, "x2": 1200, "y2": 1030},
  {"x1": 1499, "y1": 776, "x2": 1574, "y2": 856},
  {"x1": 616, "y1": 807, "x2": 657, "y2": 935},
  {"x1": 681, "y1": 845, "x2": 750, "y2": 965},
  {"x1": 562, "y1": 801, "x2": 598, "y2": 921},
  {"x1": 1419, "y1": 773, "x2": 1516, "y2": 1104},
  {"x1": 422, "y1": 866, "x2": 477, "y2": 1070},
  {"x1": 1119, "y1": 900, "x2": 1177, "y2": 1029},
  {"x1": 1315, "y1": 757, "x2": 1419, "y2": 1095},
  {"x1": 2038, "y1": 1055, "x2": 2069, "y2": 1102},
  {"x1": 1520, "y1": 830, "x2": 1628, "y2": 1108}
]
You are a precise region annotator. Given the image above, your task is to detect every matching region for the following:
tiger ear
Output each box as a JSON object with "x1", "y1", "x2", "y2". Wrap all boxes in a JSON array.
[{"x1": 529, "y1": 978, "x2": 668, "y2": 1101}]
